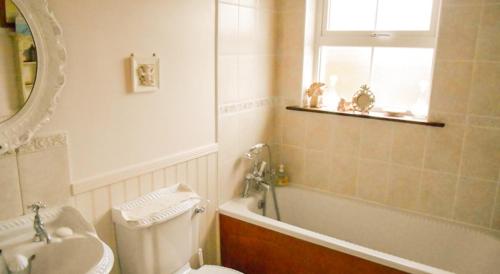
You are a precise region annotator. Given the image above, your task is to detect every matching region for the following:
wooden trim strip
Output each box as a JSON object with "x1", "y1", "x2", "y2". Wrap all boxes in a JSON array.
[
  {"x1": 71, "y1": 143, "x2": 219, "y2": 194},
  {"x1": 286, "y1": 106, "x2": 445, "y2": 127}
]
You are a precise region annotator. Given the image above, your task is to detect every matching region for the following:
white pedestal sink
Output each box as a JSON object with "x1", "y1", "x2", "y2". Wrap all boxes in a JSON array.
[{"x1": 0, "y1": 206, "x2": 114, "y2": 274}]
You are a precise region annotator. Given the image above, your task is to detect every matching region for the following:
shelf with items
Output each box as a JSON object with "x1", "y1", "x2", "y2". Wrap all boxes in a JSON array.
[
  {"x1": 286, "y1": 106, "x2": 445, "y2": 128},
  {"x1": 10, "y1": 33, "x2": 37, "y2": 102}
]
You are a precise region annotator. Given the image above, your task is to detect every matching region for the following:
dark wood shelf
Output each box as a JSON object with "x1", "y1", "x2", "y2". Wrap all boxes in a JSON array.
[{"x1": 286, "y1": 106, "x2": 445, "y2": 128}]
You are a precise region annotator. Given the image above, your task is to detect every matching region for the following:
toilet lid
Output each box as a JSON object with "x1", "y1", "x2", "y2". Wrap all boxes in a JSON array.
[{"x1": 191, "y1": 265, "x2": 243, "y2": 274}]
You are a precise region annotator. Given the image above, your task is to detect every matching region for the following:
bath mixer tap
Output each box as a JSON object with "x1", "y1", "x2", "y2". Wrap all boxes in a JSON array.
[
  {"x1": 242, "y1": 143, "x2": 281, "y2": 221},
  {"x1": 28, "y1": 202, "x2": 51, "y2": 244}
]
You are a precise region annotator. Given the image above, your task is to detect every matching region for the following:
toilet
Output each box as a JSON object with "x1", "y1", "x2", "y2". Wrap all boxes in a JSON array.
[{"x1": 111, "y1": 184, "x2": 241, "y2": 274}]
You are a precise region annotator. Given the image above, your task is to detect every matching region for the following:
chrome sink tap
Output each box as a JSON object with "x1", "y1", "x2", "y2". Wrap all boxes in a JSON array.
[{"x1": 28, "y1": 202, "x2": 51, "y2": 244}]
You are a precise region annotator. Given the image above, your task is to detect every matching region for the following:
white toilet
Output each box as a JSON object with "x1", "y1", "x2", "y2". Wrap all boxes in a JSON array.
[{"x1": 112, "y1": 184, "x2": 241, "y2": 274}]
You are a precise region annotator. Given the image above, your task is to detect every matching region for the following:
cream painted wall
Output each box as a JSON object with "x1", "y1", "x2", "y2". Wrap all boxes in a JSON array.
[{"x1": 42, "y1": 0, "x2": 216, "y2": 181}]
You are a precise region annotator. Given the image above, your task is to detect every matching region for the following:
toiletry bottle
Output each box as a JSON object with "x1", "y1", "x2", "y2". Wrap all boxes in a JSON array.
[{"x1": 276, "y1": 164, "x2": 289, "y2": 186}]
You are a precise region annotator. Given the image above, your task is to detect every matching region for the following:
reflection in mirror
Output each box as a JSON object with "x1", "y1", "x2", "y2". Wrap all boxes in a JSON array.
[{"x1": 0, "y1": 0, "x2": 37, "y2": 123}]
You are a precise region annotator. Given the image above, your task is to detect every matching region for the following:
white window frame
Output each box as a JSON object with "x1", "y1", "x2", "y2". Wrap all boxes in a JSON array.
[{"x1": 313, "y1": 0, "x2": 442, "y2": 94}]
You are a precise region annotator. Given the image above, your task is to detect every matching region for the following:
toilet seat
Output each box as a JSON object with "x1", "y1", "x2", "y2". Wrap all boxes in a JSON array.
[{"x1": 190, "y1": 265, "x2": 242, "y2": 274}]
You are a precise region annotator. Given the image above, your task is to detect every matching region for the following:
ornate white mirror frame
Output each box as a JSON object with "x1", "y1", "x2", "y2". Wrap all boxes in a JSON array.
[{"x1": 0, "y1": 0, "x2": 66, "y2": 154}]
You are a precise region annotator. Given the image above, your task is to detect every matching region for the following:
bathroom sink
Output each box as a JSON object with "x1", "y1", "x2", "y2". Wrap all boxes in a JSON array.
[{"x1": 0, "y1": 206, "x2": 114, "y2": 274}]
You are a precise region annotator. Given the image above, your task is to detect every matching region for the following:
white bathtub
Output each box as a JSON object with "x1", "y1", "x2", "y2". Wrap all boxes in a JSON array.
[{"x1": 219, "y1": 186, "x2": 500, "y2": 274}]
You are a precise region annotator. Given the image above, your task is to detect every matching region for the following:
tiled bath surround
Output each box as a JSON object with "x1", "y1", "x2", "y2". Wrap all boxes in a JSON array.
[
  {"x1": 217, "y1": 0, "x2": 278, "y2": 203},
  {"x1": 274, "y1": 0, "x2": 500, "y2": 232}
]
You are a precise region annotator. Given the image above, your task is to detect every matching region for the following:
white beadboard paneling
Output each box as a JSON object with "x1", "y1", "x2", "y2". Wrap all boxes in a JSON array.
[
  {"x1": 165, "y1": 166, "x2": 177, "y2": 186},
  {"x1": 71, "y1": 144, "x2": 218, "y2": 194},
  {"x1": 75, "y1": 192, "x2": 94, "y2": 223},
  {"x1": 125, "y1": 178, "x2": 140, "y2": 201},
  {"x1": 70, "y1": 152, "x2": 219, "y2": 268},
  {"x1": 110, "y1": 181, "x2": 126, "y2": 206},
  {"x1": 92, "y1": 187, "x2": 110, "y2": 221},
  {"x1": 139, "y1": 173, "x2": 153, "y2": 195},
  {"x1": 176, "y1": 162, "x2": 188, "y2": 185},
  {"x1": 207, "y1": 153, "x2": 219, "y2": 264},
  {"x1": 187, "y1": 159, "x2": 198, "y2": 190},
  {"x1": 153, "y1": 170, "x2": 165, "y2": 190}
]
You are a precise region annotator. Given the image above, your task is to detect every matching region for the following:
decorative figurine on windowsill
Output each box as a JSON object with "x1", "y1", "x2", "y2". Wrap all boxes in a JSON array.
[
  {"x1": 337, "y1": 98, "x2": 353, "y2": 112},
  {"x1": 306, "y1": 82, "x2": 326, "y2": 108},
  {"x1": 352, "y1": 85, "x2": 375, "y2": 114}
]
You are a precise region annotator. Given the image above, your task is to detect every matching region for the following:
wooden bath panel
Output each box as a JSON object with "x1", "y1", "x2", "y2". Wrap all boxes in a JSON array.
[{"x1": 220, "y1": 214, "x2": 407, "y2": 274}]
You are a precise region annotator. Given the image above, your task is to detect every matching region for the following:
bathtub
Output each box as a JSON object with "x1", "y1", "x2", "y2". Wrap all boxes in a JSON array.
[{"x1": 219, "y1": 186, "x2": 500, "y2": 274}]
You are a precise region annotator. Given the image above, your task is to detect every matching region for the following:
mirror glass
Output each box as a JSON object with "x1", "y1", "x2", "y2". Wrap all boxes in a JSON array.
[{"x1": 0, "y1": 0, "x2": 37, "y2": 123}]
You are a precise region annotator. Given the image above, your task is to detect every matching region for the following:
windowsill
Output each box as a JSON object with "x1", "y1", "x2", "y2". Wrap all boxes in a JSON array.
[{"x1": 286, "y1": 106, "x2": 445, "y2": 128}]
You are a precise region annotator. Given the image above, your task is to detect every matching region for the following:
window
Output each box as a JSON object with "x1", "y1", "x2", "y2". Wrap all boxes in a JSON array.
[{"x1": 316, "y1": 0, "x2": 441, "y2": 117}]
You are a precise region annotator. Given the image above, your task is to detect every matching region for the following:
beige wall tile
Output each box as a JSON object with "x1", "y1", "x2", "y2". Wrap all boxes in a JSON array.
[
  {"x1": 218, "y1": 55, "x2": 239, "y2": 104},
  {"x1": 282, "y1": 110, "x2": 307, "y2": 146},
  {"x1": 442, "y1": 0, "x2": 483, "y2": 6},
  {"x1": 238, "y1": 6, "x2": 258, "y2": 54},
  {"x1": 276, "y1": 54, "x2": 304, "y2": 100},
  {"x1": 219, "y1": 114, "x2": 241, "y2": 163},
  {"x1": 492, "y1": 186, "x2": 500, "y2": 230},
  {"x1": 454, "y1": 177, "x2": 496, "y2": 226},
  {"x1": 430, "y1": 61, "x2": 473, "y2": 114},
  {"x1": 387, "y1": 165, "x2": 421, "y2": 210},
  {"x1": 305, "y1": 113, "x2": 332, "y2": 150},
  {"x1": 259, "y1": 0, "x2": 278, "y2": 11},
  {"x1": 304, "y1": 150, "x2": 330, "y2": 188},
  {"x1": 468, "y1": 62, "x2": 500, "y2": 117},
  {"x1": 18, "y1": 146, "x2": 71, "y2": 210},
  {"x1": 461, "y1": 127, "x2": 500, "y2": 181},
  {"x1": 360, "y1": 120, "x2": 393, "y2": 161},
  {"x1": 330, "y1": 154, "x2": 358, "y2": 196},
  {"x1": 419, "y1": 171, "x2": 457, "y2": 218},
  {"x1": 281, "y1": 145, "x2": 305, "y2": 185},
  {"x1": 0, "y1": 154, "x2": 23, "y2": 220},
  {"x1": 436, "y1": 6, "x2": 481, "y2": 60},
  {"x1": 219, "y1": 0, "x2": 238, "y2": 5},
  {"x1": 475, "y1": 5, "x2": 500, "y2": 62},
  {"x1": 330, "y1": 116, "x2": 362, "y2": 156},
  {"x1": 276, "y1": 0, "x2": 305, "y2": 12},
  {"x1": 391, "y1": 124, "x2": 427, "y2": 168},
  {"x1": 219, "y1": 159, "x2": 247, "y2": 203},
  {"x1": 277, "y1": 10, "x2": 305, "y2": 56},
  {"x1": 424, "y1": 125, "x2": 464, "y2": 173},
  {"x1": 218, "y1": 3, "x2": 239, "y2": 55},
  {"x1": 238, "y1": 55, "x2": 259, "y2": 100},
  {"x1": 256, "y1": 9, "x2": 278, "y2": 54},
  {"x1": 357, "y1": 160, "x2": 389, "y2": 203}
]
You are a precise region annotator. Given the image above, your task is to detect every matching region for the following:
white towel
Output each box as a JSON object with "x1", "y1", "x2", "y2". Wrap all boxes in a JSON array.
[{"x1": 120, "y1": 184, "x2": 200, "y2": 222}]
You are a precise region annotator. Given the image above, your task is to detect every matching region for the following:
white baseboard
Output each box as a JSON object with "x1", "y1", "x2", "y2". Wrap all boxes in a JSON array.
[{"x1": 71, "y1": 143, "x2": 218, "y2": 195}]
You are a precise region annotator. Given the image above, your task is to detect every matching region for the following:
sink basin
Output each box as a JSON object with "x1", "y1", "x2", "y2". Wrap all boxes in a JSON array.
[{"x1": 0, "y1": 206, "x2": 114, "y2": 274}]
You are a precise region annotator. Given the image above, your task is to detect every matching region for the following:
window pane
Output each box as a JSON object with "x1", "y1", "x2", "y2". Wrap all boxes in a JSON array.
[
  {"x1": 319, "y1": 47, "x2": 372, "y2": 100},
  {"x1": 327, "y1": 0, "x2": 434, "y2": 31},
  {"x1": 376, "y1": 0, "x2": 434, "y2": 31},
  {"x1": 371, "y1": 47, "x2": 434, "y2": 111},
  {"x1": 327, "y1": 0, "x2": 377, "y2": 31}
]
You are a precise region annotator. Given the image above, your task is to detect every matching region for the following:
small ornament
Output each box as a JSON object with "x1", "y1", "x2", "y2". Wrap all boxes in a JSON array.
[
  {"x1": 352, "y1": 85, "x2": 375, "y2": 114},
  {"x1": 305, "y1": 82, "x2": 326, "y2": 108},
  {"x1": 337, "y1": 98, "x2": 353, "y2": 112}
]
